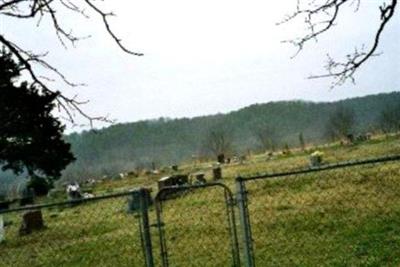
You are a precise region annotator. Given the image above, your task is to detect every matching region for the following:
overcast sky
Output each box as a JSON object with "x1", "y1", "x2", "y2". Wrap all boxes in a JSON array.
[{"x1": 1, "y1": 0, "x2": 399, "y2": 132}]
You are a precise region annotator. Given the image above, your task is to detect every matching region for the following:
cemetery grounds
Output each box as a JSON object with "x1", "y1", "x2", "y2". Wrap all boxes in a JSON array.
[{"x1": 1, "y1": 135, "x2": 400, "y2": 266}]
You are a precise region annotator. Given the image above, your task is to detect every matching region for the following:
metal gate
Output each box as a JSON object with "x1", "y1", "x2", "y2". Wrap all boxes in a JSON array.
[{"x1": 154, "y1": 183, "x2": 240, "y2": 267}]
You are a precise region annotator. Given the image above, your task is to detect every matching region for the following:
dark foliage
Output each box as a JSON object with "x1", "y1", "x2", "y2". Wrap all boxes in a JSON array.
[
  {"x1": 27, "y1": 176, "x2": 53, "y2": 196},
  {"x1": 0, "y1": 49, "x2": 75, "y2": 184}
]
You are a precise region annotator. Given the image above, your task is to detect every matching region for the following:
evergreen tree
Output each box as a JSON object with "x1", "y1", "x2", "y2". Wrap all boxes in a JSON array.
[{"x1": 0, "y1": 49, "x2": 75, "y2": 194}]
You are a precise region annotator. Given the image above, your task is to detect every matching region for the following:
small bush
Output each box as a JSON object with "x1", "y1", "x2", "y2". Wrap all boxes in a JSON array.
[{"x1": 27, "y1": 177, "x2": 53, "y2": 196}]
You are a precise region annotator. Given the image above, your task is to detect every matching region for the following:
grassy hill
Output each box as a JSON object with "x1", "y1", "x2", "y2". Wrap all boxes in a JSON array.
[
  {"x1": 1, "y1": 134, "x2": 400, "y2": 266},
  {"x1": 1, "y1": 91, "x2": 400, "y2": 193},
  {"x1": 62, "y1": 91, "x2": 400, "y2": 181}
]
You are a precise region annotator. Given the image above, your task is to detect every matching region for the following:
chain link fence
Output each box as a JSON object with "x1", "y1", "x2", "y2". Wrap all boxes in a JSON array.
[
  {"x1": 0, "y1": 190, "x2": 149, "y2": 267},
  {"x1": 238, "y1": 155, "x2": 400, "y2": 267},
  {"x1": 1, "y1": 155, "x2": 400, "y2": 266}
]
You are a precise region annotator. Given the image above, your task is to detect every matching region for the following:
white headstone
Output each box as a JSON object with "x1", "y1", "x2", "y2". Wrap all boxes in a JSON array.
[{"x1": 0, "y1": 215, "x2": 4, "y2": 243}]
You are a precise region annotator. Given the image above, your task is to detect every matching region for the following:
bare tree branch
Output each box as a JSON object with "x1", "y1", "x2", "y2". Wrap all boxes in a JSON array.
[
  {"x1": 0, "y1": 0, "x2": 143, "y2": 126},
  {"x1": 84, "y1": 0, "x2": 143, "y2": 56},
  {"x1": 280, "y1": 0, "x2": 397, "y2": 88}
]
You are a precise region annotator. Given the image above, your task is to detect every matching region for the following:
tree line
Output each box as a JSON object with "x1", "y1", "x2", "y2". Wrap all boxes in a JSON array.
[
  {"x1": 1, "y1": 91, "x2": 400, "y2": 196},
  {"x1": 59, "y1": 92, "x2": 400, "y2": 181}
]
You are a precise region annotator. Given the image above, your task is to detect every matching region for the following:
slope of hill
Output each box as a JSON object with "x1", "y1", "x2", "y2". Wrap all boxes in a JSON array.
[
  {"x1": 2, "y1": 133, "x2": 400, "y2": 266},
  {"x1": 60, "y1": 91, "x2": 400, "y2": 180}
]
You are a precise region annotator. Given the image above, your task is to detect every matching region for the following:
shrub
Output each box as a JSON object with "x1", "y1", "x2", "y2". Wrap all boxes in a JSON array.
[{"x1": 27, "y1": 177, "x2": 53, "y2": 196}]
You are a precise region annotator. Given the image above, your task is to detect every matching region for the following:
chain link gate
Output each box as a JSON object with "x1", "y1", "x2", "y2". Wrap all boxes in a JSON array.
[{"x1": 153, "y1": 183, "x2": 241, "y2": 267}]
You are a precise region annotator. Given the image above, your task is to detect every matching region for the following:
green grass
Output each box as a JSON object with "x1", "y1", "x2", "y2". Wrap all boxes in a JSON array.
[
  {"x1": 246, "y1": 161, "x2": 400, "y2": 266},
  {"x1": 1, "y1": 136, "x2": 400, "y2": 266}
]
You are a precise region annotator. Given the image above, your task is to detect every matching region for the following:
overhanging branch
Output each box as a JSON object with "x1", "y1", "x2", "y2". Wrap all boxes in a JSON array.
[
  {"x1": 280, "y1": 0, "x2": 397, "y2": 87},
  {"x1": 0, "y1": 0, "x2": 143, "y2": 126}
]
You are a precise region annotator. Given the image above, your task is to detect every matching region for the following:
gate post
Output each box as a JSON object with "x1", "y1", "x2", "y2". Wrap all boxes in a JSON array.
[
  {"x1": 235, "y1": 177, "x2": 255, "y2": 267},
  {"x1": 138, "y1": 188, "x2": 154, "y2": 267}
]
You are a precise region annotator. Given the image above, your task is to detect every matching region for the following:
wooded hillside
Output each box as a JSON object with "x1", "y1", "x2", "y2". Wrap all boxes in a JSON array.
[
  {"x1": 62, "y1": 91, "x2": 400, "y2": 180},
  {"x1": 1, "y1": 91, "x2": 399, "y2": 194}
]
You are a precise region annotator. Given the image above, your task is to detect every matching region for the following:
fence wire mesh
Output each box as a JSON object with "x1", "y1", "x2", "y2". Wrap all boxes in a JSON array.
[
  {"x1": 242, "y1": 158, "x2": 400, "y2": 266},
  {"x1": 154, "y1": 184, "x2": 240, "y2": 267},
  {"x1": 1, "y1": 155, "x2": 400, "y2": 267},
  {"x1": 0, "y1": 192, "x2": 146, "y2": 267}
]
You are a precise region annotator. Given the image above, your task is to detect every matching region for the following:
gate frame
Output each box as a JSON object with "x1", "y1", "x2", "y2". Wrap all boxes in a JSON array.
[
  {"x1": 154, "y1": 182, "x2": 241, "y2": 267},
  {"x1": 236, "y1": 177, "x2": 255, "y2": 267}
]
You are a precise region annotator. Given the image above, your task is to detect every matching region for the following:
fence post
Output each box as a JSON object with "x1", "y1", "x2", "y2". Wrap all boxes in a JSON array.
[
  {"x1": 235, "y1": 177, "x2": 255, "y2": 267},
  {"x1": 138, "y1": 188, "x2": 154, "y2": 267}
]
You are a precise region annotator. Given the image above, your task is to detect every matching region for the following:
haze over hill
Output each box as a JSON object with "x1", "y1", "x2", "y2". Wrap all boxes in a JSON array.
[
  {"x1": 62, "y1": 91, "x2": 400, "y2": 179},
  {"x1": 1, "y1": 91, "x2": 399, "y2": 195}
]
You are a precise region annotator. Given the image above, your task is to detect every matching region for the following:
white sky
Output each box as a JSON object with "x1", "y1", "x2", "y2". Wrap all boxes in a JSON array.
[{"x1": 1, "y1": 0, "x2": 400, "y2": 132}]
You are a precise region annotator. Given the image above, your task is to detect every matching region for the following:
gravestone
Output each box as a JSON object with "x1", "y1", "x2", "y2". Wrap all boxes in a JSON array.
[
  {"x1": 212, "y1": 167, "x2": 222, "y2": 180},
  {"x1": 0, "y1": 201, "x2": 10, "y2": 211},
  {"x1": 346, "y1": 133, "x2": 354, "y2": 143},
  {"x1": 158, "y1": 174, "x2": 189, "y2": 191},
  {"x1": 19, "y1": 210, "x2": 45, "y2": 235},
  {"x1": 194, "y1": 173, "x2": 206, "y2": 184},
  {"x1": 66, "y1": 182, "x2": 82, "y2": 200},
  {"x1": 217, "y1": 154, "x2": 225, "y2": 164},
  {"x1": 171, "y1": 165, "x2": 179, "y2": 171}
]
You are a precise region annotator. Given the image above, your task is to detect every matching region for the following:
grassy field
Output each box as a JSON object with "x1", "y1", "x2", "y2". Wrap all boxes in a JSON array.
[{"x1": 1, "y1": 135, "x2": 400, "y2": 266}]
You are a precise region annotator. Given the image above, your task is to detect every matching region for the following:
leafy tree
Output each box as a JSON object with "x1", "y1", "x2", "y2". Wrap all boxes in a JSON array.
[
  {"x1": 325, "y1": 105, "x2": 355, "y2": 140},
  {"x1": 0, "y1": 49, "x2": 75, "y2": 194}
]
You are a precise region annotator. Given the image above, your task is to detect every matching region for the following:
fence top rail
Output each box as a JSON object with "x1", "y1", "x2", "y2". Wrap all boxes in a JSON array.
[
  {"x1": 154, "y1": 182, "x2": 232, "y2": 202},
  {"x1": 0, "y1": 188, "x2": 143, "y2": 215},
  {"x1": 237, "y1": 154, "x2": 400, "y2": 182}
]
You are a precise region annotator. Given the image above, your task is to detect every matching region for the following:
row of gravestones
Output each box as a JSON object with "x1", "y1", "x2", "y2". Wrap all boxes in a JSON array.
[
  {"x1": 157, "y1": 166, "x2": 222, "y2": 192},
  {"x1": 0, "y1": 184, "x2": 91, "y2": 240},
  {"x1": 0, "y1": 182, "x2": 93, "y2": 240},
  {"x1": 1, "y1": 183, "x2": 139, "y2": 240},
  {"x1": 0, "y1": 163, "x2": 224, "y2": 240}
]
